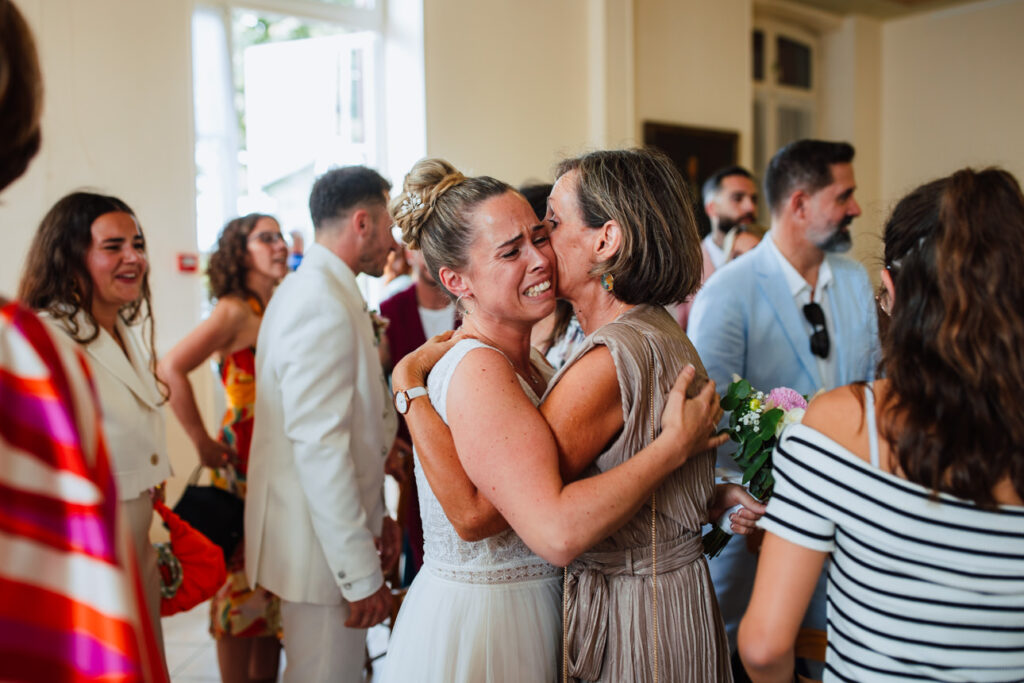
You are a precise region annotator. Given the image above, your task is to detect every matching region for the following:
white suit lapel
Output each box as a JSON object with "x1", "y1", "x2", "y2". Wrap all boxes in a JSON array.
[
  {"x1": 750, "y1": 241, "x2": 821, "y2": 387},
  {"x1": 80, "y1": 313, "x2": 161, "y2": 409},
  {"x1": 304, "y1": 244, "x2": 375, "y2": 349}
]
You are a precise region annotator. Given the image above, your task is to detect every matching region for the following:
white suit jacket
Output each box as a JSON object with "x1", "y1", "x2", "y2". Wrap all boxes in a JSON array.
[
  {"x1": 245, "y1": 243, "x2": 397, "y2": 605},
  {"x1": 43, "y1": 310, "x2": 171, "y2": 500}
]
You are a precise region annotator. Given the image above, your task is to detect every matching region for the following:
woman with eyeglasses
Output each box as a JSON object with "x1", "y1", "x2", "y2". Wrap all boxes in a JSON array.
[
  {"x1": 159, "y1": 214, "x2": 288, "y2": 683},
  {"x1": 738, "y1": 168, "x2": 1024, "y2": 682}
]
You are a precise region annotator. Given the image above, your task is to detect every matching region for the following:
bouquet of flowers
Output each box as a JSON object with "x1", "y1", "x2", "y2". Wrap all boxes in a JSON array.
[{"x1": 702, "y1": 378, "x2": 807, "y2": 558}]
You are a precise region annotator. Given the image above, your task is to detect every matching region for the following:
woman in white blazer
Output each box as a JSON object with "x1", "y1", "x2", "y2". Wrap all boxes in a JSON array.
[{"x1": 19, "y1": 192, "x2": 171, "y2": 667}]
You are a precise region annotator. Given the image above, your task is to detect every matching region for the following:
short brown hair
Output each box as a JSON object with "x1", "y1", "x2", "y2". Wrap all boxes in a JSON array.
[
  {"x1": 0, "y1": 0, "x2": 43, "y2": 192},
  {"x1": 555, "y1": 148, "x2": 702, "y2": 305}
]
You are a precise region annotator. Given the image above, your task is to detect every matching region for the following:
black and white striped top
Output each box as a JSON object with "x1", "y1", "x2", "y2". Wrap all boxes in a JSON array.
[{"x1": 759, "y1": 391, "x2": 1024, "y2": 682}]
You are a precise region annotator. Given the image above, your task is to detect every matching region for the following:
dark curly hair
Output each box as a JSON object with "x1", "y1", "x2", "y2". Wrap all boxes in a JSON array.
[
  {"x1": 0, "y1": 0, "x2": 43, "y2": 193},
  {"x1": 879, "y1": 167, "x2": 1024, "y2": 506},
  {"x1": 207, "y1": 213, "x2": 275, "y2": 305},
  {"x1": 17, "y1": 191, "x2": 165, "y2": 399}
]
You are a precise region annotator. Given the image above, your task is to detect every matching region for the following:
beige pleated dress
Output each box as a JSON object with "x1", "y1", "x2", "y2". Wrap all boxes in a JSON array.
[{"x1": 547, "y1": 304, "x2": 732, "y2": 683}]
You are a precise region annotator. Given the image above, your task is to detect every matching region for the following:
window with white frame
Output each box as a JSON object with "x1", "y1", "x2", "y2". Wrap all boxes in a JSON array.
[
  {"x1": 191, "y1": 0, "x2": 386, "y2": 253},
  {"x1": 752, "y1": 18, "x2": 818, "y2": 217}
]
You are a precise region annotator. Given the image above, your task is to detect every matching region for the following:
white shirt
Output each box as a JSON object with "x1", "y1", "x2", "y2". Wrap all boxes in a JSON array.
[
  {"x1": 766, "y1": 233, "x2": 838, "y2": 390},
  {"x1": 418, "y1": 303, "x2": 456, "y2": 340},
  {"x1": 703, "y1": 233, "x2": 727, "y2": 270}
]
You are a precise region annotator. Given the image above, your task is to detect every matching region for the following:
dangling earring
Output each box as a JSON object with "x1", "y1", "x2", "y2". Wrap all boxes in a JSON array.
[
  {"x1": 456, "y1": 294, "x2": 472, "y2": 317},
  {"x1": 600, "y1": 272, "x2": 615, "y2": 292}
]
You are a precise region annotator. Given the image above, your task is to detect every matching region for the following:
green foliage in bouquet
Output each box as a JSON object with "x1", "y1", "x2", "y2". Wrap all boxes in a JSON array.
[
  {"x1": 703, "y1": 379, "x2": 807, "y2": 557},
  {"x1": 719, "y1": 379, "x2": 779, "y2": 501}
]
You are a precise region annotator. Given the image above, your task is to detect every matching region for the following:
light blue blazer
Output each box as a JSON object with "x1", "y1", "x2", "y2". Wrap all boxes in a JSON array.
[
  {"x1": 688, "y1": 235, "x2": 879, "y2": 409},
  {"x1": 686, "y1": 235, "x2": 879, "y2": 657}
]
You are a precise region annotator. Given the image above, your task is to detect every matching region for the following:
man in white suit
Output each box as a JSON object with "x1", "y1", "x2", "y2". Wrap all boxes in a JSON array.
[
  {"x1": 246, "y1": 166, "x2": 401, "y2": 682},
  {"x1": 689, "y1": 140, "x2": 879, "y2": 681}
]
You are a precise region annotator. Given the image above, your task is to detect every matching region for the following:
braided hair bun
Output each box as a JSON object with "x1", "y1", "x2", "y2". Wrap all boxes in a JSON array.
[
  {"x1": 390, "y1": 159, "x2": 467, "y2": 250},
  {"x1": 387, "y1": 159, "x2": 512, "y2": 291}
]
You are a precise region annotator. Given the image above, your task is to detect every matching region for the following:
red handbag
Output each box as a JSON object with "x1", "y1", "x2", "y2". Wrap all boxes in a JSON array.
[{"x1": 153, "y1": 500, "x2": 228, "y2": 616}]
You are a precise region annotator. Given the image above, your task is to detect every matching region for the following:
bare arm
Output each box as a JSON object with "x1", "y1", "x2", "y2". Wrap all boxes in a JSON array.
[
  {"x1": 393, "y1": 332, "x2": 508, "y2": 541},
  {"x1": 396, "y1": 338, "x2": 726, "y2": 542},
  {"x1": 540, "y1": 346, "x2": 626, "y2": 481},
  {"x1": 738, "y1": 532, "x2": 827, "y2": 682},
  {"x1": 445, "y1": 348, "x2": 719, "y2": 566},
  {"x1": 157, "y1": 299, "x2": 248, "y2": 467}
]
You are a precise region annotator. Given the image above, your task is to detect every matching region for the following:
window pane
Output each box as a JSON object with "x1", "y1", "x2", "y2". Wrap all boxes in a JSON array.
[
  {"x1": 777, "y1": 105, "x2": 813, "y2": 148},
  {"x1": 192, "y1": 8, "x2": 379, "y2": 252},
  {"x1": 776, "y1": 35, "x2": 811, "y2": 89},
  {"x1": 752, "y1": 30, "x2": 764, "y2": 81},
  {"x1": 313, "y1": 0, "x2": 375, "y2": 8}
]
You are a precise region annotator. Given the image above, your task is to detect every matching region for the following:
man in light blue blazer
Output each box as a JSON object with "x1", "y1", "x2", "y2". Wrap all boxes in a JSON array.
[{"x1": 689, "y1": 140, "x2": 879, "y2": 681}]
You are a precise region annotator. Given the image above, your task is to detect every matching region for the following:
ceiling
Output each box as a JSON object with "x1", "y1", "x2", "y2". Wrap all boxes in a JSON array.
[{"x1": 782, "y1": 0, "x2": 991, "y2": 19}]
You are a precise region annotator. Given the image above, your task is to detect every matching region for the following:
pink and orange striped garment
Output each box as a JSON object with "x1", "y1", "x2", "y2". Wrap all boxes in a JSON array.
[{"x1": 0, "y1": 300, "x2": 167, "y2": 682}]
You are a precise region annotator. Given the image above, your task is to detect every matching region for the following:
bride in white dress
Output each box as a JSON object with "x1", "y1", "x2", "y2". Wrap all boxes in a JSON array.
[{"x1": 380, "y1": 159, "x2": 723, "y2": 682}]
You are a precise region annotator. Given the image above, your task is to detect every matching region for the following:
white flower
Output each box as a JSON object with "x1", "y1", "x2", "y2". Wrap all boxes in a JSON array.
[{"x1": 775, "y1": 407, "x2": 806, "y2": 437}]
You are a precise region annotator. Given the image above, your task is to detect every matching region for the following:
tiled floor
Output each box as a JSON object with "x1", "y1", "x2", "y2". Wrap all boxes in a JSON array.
[
  {"x1": 163, "y1": 601, "x2": 391, "y2": 682},
  {"x1": 162, "y1": 602, "x2": 221, "y2": 682}
]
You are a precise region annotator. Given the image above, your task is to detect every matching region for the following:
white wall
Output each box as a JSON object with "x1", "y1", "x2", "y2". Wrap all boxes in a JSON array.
[
  {"x1": 819, "y1": 15, "x2": 884, "y2": 269},
  {"x1": 422, "y1": 0, "x2": 593, "y2": 185},
  {"x1": 2, "y1": 0, "x2": 203, "y2": 351},
  {"x1": 634, "y1": 0, "x2": 754, "y2": 168},
  {"x1": 881, "y1": 0, "x2": 1024, "y2": 208}
]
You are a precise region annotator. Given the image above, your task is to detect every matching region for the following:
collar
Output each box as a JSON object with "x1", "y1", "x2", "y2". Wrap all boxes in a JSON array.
[
  {"x1": 703, "y1": 234, "x2": 727, "y2": 270},
  {"x1": 305, "y1": 242, "x2": 363, "y2": 301},
  {"x1": 46, "y1": 309, "x2": 162, "y2": 408},
  {"x1": 766, "y1": 232, "x2": 833, "y2": 300}
]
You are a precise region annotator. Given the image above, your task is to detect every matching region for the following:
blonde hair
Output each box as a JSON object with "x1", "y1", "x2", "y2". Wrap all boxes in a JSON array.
[{"x1": 389, "y1": 158, "x2": 512, "y2": 291}]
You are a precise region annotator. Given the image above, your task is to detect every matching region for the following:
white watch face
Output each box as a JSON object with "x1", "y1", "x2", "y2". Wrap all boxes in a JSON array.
[{"x1": 395, "y1": 391, "x2": 409, "y2": 414}]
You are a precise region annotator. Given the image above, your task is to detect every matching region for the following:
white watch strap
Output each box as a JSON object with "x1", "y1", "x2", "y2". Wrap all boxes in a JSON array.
[{"x1": 406, "y1": 386, "x2": 428, "y2": 401}]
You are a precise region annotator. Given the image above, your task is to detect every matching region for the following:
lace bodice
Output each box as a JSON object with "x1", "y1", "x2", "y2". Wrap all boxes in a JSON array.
[{"x1": 415, "y1": 339, "x2": 559, "y2": 584}]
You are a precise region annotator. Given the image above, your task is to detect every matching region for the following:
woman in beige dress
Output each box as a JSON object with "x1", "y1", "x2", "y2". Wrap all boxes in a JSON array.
[{"x1": 396, "y1": 148, "x2": 763, "y2": 682}]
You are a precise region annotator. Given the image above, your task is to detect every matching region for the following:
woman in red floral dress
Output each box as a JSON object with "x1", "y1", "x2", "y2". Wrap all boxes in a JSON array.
[{"x1": 159, "y1": 214, "x2": 289, "y2": 682}]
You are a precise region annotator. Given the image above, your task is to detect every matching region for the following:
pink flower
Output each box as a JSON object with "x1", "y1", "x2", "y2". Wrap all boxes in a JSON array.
[{"x1": 766, "y1": 387, "x2": 807, "y2": 411}]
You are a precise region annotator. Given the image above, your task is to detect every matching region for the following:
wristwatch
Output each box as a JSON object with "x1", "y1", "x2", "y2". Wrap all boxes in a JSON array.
[{"x1": 394, "y1": 386, "x2": 428, "y2": 414}]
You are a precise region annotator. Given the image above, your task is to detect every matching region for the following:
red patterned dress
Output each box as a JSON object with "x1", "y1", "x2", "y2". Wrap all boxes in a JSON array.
[
  {"x1": 208, "y1": 299, "x2": 281, "y2": 640},
  {"x1": 0, "y1": 300, "x2": 167, "y2": 681}
]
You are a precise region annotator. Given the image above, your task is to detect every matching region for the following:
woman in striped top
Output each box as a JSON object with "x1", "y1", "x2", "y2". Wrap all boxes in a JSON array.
[{"x1": 738, "y1": 168, "x2": 1024, "y2": 682}]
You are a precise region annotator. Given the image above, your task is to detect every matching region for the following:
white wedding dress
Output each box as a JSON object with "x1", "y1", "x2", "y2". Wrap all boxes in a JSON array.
[{"x1": 381, "y1": 339, "x2": 562, "y2": 682}]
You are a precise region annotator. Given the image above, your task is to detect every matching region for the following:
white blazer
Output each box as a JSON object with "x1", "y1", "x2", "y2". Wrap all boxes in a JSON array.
[
  {"x1": 43, "y1": 310, "x2": 171, "y2": 500},
  {"x1": 245, "y1": 243, "x2": 397, "y2": 606}
]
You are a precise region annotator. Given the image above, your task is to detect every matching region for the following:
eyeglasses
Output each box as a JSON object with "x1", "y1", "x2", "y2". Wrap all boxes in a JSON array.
[
  {"x1": 803, "y1": 302, "x2": 830, "y2": 359},
  {"x1": 250, "y1": 231, "x2": 285, "y2": 245}
]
